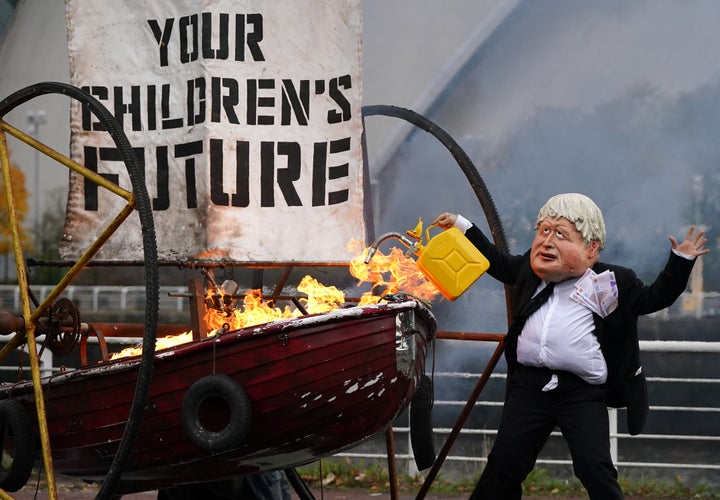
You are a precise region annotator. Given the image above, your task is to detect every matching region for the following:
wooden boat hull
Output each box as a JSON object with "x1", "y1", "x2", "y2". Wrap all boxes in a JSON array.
[{"x1": 0, "y1": 298, "x2": 435, "y2": 494}]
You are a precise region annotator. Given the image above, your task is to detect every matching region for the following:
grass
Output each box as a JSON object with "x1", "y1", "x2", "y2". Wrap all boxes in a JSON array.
[
  {"x1": 297, "y1": 459, "x2": 720, "y2": 498},
  {"x1": 17, "y1": 461, "x2": 720, "y2": 498},
  {"x1": 296, "y1": 457, "x2": 474, "y2": 496},
  {"x1": 522, "y1": 468, "x2": 720, "y2": 498}
]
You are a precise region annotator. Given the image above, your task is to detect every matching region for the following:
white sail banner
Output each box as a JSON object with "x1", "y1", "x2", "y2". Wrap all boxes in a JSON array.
[{"x1": 63, "y1": 0, "x2": 366, "y2": 264}]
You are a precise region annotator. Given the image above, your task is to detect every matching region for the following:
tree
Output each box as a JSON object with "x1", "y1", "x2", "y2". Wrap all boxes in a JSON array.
[{"x1": 0, "y1": 151, "x2": 34, "y2": 255}]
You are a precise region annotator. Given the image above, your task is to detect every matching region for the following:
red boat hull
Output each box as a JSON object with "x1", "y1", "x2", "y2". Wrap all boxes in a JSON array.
[{"x1": 0, "y1": 299, "x2": 435, "y2": 493}]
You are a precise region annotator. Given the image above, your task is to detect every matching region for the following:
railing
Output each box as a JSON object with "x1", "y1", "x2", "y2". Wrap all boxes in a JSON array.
[
  {"x1": 0, "y1": 284, "x2": 189, "y2": 316},
  {"x1": 340, "y1": 340, "x2": 720, "y2": 489},
  {"x1": 0, "y1": 285, "x2": 718, "y2": 487}
]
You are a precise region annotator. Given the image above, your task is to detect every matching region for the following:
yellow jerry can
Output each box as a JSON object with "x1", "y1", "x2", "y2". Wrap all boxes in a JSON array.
[{"x1": 410, "y1": 221, "x2": 490, "y2": 301}]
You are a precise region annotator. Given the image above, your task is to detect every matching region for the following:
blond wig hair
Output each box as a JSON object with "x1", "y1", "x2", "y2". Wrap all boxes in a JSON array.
[{"x1": 535, "y1": 193, "x2": 606, "y2": 250}]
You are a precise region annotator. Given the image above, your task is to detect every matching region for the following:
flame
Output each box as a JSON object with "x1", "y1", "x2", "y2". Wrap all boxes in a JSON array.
[
  {"x1": 297, "y1": 275, "x2": 346, "y2": 313},
  {"x1": 347, "y1": 240, "x2": 440, "y2": 305},
  {"x1": 206, "y1": 289, "x2": 296, "y2": 333},
  {"x1": 109, "y1": 331, "x2": 203, "y2": 360},
  {"x1": 109, "y1": 240, "x2": 440, "y2": 360}
]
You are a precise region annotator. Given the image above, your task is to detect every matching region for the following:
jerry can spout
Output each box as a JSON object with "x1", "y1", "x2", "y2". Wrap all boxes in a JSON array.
[{"x1": 365, "y1": 232, "x2": 417, "y2": 263}]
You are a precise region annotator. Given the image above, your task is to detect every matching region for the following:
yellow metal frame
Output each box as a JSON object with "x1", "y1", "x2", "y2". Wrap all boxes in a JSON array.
[{"x1": 0, "y1": 118, "x2": 138, "y2": 499}]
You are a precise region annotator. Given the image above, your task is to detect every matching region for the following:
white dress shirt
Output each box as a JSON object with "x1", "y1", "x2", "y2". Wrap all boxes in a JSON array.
[{"x1": 517, "y1": 279, "x2": 608, "y2": 385}]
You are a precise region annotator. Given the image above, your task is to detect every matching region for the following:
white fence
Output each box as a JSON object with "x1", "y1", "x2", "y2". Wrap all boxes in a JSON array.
[{"x1": 0, "y1": 284, "x2": 189, "y2": 317}]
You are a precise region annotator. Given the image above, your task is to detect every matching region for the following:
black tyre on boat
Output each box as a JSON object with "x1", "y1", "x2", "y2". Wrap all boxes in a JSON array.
[{"x1": 181, "y1": 374, "x2": 252, "y2": 453}]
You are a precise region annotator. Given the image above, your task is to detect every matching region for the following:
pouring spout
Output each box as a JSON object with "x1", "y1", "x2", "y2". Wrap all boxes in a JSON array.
[{"x1": 364, "y1": 232, "x2": 416, "y2": 264}]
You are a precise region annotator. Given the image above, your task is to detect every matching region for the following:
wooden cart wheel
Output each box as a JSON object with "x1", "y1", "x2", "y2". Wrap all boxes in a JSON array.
[
  {"x1": 0, "y1": 398, "x2": 36, "y2": 492},
  {"x1": 0, "y1": 81, "x2": 159, "y2": 499}
]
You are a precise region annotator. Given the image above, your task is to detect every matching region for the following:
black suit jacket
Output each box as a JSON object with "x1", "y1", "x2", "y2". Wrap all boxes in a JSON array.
[{"x1": 465, "y1": 224, "x2": 696, "y2": 435}]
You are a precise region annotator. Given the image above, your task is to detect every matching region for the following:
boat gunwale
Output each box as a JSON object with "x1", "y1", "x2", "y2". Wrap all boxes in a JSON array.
[{"x1": 0, "y1": 299, "x2": 435, "y2": 394}]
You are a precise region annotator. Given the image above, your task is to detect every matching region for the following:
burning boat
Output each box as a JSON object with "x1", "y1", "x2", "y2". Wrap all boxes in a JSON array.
[
  {"x1": 0, "y1": 293, "x2": 435, "y2": 494},
  {"x1": 0, "y1": 2, "x2": 514, "y2": 497},
  {"x1": 0, "y1": 79, "x2": 442, "y2": 497}
]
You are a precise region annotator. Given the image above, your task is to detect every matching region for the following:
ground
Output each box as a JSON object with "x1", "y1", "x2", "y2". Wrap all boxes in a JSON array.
[{"x1": 11, "y1": 474, "x2": 682, "y2": 499}]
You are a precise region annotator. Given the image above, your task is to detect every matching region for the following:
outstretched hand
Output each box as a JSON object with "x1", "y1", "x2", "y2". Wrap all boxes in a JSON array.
[{"x1": 669, "y1": 226, "x2": 710, "y2": 258}]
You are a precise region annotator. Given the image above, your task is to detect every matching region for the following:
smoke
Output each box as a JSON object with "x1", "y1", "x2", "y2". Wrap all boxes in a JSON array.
[
  {"x1": 483, "y1": 85, "x2": 697, "y2": 271},
  {"x1": 371, "y1": 0, "x2": 720, "y2": 318},
  {"x1": 372, "y1": 82, "x2": 720, "y2": 337},
  {"x1": 366, "y1": 1, "x2": 720, "y2": 415}
]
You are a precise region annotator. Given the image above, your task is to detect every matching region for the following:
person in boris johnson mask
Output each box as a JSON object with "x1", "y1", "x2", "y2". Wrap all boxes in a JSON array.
[{"x1": 434, "y1": 192, "x2": 709, "y2": 500}]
